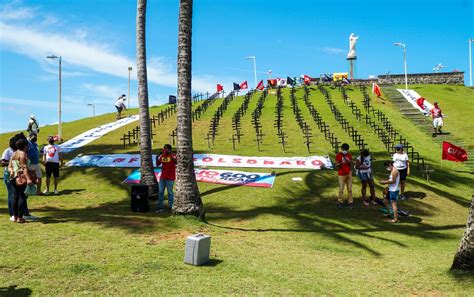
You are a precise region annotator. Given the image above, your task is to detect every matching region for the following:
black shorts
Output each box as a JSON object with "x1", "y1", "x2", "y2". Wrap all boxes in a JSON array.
[
  {"x1": 45, "y1": 162, "x2": 60, "y2": 178},
  {"x1": 398, "y1": 168, "x2": 408, "y2": 181},
  {"x1": 116, "y1": 106, "x2": 123, "y2": 113}
]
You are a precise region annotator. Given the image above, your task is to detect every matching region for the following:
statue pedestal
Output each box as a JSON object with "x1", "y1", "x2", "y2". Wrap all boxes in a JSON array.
[{"x1": 347, "y1": 58, "x2": 357, "y2": 80}]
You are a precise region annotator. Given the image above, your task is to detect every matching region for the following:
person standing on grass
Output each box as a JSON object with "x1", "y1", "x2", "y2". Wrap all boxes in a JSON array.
[
  {"x1": 379, "y1": 161, "x2": 400, "y2": 223},
  {"x1": 115, "y1": 94, "x2": 127, "y2": 120},
  {"x1": 2, "y1": 137, "x2": 16, "y2": 221},
  {"x1": 26, "y1": 115, "x2": 40, "y2": 135},
  {"x1": 335, "y1": 143, "x2": 353, "y2": 209},
  {"x1": 430, "y1": 101, "x2": 444, "y2": 136},
  {"x1": 43, "y1": 136, "x2": 63, "y2": 195},
  {"x1": 28, "y1": 133, "x2": 43, "y2": 195},
  {"x1": 355, "y1": 148, "x2": 376, "y2": 206},
  {"x1": 392, "y1": 144, "x2": 410, "y2": 200},
  {"x1": 155, "y1": 144, "x2": 177, "y2": 212},
  {"x1": 8, "y1": 139, "x2": 34, "y2": 223}
]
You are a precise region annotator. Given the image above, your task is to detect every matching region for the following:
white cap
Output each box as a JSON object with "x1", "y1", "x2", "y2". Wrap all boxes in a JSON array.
[{"x1": 30, "y1": 114, "x2": 36, "y2": 119}]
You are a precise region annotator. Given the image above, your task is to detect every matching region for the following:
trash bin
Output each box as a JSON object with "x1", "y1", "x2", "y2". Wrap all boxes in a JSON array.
[
  {"x1": 184, "y1": 234, "x2": 211, "y2": 266},
  {"x1": 131, "y1": 185, "x2": 149, "y2": 212}
]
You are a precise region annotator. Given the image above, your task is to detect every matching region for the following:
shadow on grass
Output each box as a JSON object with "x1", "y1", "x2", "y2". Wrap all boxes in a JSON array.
[
  {"x1": 2, "y1": 143, "x2": 467, "y2": 257},
  {"x1": 0, "y1": 285, "x2": 32, "y2": 297}
]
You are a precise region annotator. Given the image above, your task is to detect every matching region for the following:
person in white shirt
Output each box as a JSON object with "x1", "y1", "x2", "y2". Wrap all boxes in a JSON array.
[
  {"x1": 392, "y1": 144, "x2": 410, "y2": 200},
  {"x1": 115, "y1": 94, "x2": 127, "y2": 120},
  {"x1": 2, "y1": 139, "x2": 15, "y2": 220},
  {"x1": 27, "y1": 115, "x2": 40, "y2": 135},
  {"x1": 355, "y1": 149, "x2": 376, "y2": 206},
  {"x1": 379, "y1": 161, "x2": 400, "y2": 223},
  {"x1": 43, "y1": 136, "x2": 63, "y2": 195}
]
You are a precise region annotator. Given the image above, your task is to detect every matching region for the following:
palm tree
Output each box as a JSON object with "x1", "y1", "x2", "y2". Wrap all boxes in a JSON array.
[
  {"x1": 136, "y1": 0, "x2": 158, "y2": 200},
  {"x1": 451, "y1": 195, "x2": 474, "y2": 270},
  {"x1": 173, "y1": 0, "x2": 204, "y2": 217}
]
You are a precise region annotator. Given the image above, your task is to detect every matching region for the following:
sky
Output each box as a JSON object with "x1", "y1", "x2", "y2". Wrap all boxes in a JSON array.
[{"x1": 0, "y1": 0, "x2": 473, "y2": 133}]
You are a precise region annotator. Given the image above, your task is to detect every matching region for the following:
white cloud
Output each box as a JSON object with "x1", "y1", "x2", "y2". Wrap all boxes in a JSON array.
[
  {"x1": 0, "y1": 0, "x2": 37, "y2": 20},
  {"x1": 0, "y1": 21, "x2": 216, "y2": 93},
  {"x1": 322, "y1": 47, "x2": 346, "y2": 55}
]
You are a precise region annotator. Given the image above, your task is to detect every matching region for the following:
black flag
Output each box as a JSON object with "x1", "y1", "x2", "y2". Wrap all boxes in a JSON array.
[
  {"x1": 342, "y1": 77, "x2": 351, "y2": 84},
  {"x1": 233, "y1": 82, "x2": 241, "y2": 91},
  {"x1": 287, "y1": 76, "x2": 295, "y2": 86}
]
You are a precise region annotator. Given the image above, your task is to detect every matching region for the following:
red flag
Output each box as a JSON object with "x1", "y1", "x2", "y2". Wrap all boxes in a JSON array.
[
  {"x1": 303, "y1": 75, "x2": 312, "y2": 84},
  {"x1": 217, "y1": 84, "x2": 223, "y2": 92},
  {"x1": 442, "y1": 141, "x2": 468, "y2": 162},
  {"x1": 267, "y1": 79, "x2": 277, "y2": 87},
  {"x1": 239, "y1": 81, "x2": 248, "y2": 90},
  {"x1": 372, "y1": 83, "x2": 381, "y2": 97},
  {"x1": 256, "y1": 80, "x2": 264, "y2": 91}
]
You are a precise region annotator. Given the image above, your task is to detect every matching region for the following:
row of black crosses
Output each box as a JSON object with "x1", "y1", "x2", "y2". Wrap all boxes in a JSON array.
[
  {"x1": 357, "y1": 85, "x2": 426, "y2": 168},
  {"x1": 120, "y1": 105, "x2": 176, "y2": 149},
  {"x1": 318, "y1": 85, "x2": 367, "y2": 150},
  {"x1": 289, "y1": 88, "x2": 313, "y2": 153},
  {"x1": 229, "y1": 91, "x2": 254, "y2": 150},
  {"x1": 274, "y1": 87, "x2": 289, "y2": 152},
  {"x1": 302, "y1": 86, "x2": 340, "y2": 152},
  {"x1": 192, "y1": 92, "x2": 219, "y2": 122},
  {"x1": 251, "y1": 90, "x2": 267, "y2": 151},
  {"x1": 205, "y1": 91, "x2": 235, "y2": 149}
]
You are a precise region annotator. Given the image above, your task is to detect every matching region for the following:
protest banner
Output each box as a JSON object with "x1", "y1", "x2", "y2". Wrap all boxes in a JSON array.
[
  {"x1": 123, "y1": 168, "x2": 276, "y2": 188},
  {"x1": 60, "y1": 115, "x2": 139, "y2": 153},
  {"x1": 67, "y1": 153, "x2": 333, "y2": 170}
]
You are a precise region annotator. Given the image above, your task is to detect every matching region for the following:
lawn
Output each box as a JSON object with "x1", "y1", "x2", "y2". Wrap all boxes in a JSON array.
[{"x1": 0, "y1": 85, "x2": 473, "y2": 295}]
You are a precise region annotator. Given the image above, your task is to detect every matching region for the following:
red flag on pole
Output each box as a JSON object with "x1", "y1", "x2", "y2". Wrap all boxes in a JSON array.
[
  {"x1": 239, "y1": 81, "x2": 248, "y2": 90},
  {"x1": 372, "y1": 83, "x2": 382, "y2": 97},
  {"x1": 217, "y1": 84, "x2": 223, "y2": 92},
  {"x1": 442, "y1": 141, "x2": 468, "y2": 162},
  {"x1": 256, "y1": 80, "x2": 264, "y2": 91},
  {"x1": 303, "y1": 75, "x2": 312, "y2": 84}
]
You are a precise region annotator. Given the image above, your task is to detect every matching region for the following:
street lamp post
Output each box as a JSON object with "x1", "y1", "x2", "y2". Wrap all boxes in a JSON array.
[
  {"x1": 266, "y1": 70, "x2": 272, "y2": 79},
  {"x1": 394, "y1": 42, "x2": 408, "y2": 90},
  {"x1": 469, "y1": 38, "x2": 474, "y2": 87},
  {"x1": 245, "y1": 56, "x2": 257, "y2": 89},
  {"x1": 87, "y1": 104, "x2": 95, "y2": 117},
  {"x1": 127, "y1": 66, "x2": 133, "y2": 108},
  {"x1": 46, "y1": 55, "x2": 62, "y2": 141}
]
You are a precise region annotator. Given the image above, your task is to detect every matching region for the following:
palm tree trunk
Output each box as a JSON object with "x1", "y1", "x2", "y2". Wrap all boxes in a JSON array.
[
  {"x1": 451, "y1": 195, "x2": 474, "y2": 270},
  {"x1": 136, "y1": 0, "x2": 158, "y2": 200},
  {"x1": 173, "y1": 0, "x2": 204, "y2": 217}
]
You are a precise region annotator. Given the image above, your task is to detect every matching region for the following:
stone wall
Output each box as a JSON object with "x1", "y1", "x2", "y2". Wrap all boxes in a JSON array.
[{"x1": 378, "y1": 72, "x2": 464, "y2": 85}]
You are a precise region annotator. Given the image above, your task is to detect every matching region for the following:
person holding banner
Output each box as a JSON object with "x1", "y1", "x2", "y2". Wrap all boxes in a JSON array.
[
  {"x1": 155, "y1": 144, "x2": 177, "y2": 212},
  {"x1": 335, "y1": 143, "x2": 353, "y2": 209}
]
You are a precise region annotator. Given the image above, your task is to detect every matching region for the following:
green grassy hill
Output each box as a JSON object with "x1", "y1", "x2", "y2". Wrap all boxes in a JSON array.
[{"x1": 0, "y1": 84, "x2": 473, "y2": 295}]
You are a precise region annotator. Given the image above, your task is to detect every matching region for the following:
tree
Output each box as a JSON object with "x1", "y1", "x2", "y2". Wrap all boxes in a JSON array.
[
  {"x1": 136, "y1": 0, "x2": 158, "y2": 200},
  {"x1": 173, "y1": 0, "x2": 204, "y2": 217},
  {"x1": 451, "y1": 195, "x2": 474, "y2": 270}
]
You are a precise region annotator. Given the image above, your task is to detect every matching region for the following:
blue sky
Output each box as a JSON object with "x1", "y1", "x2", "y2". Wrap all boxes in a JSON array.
[{"x1": 0, "y1": 0, "x2": 473, "y2": 133}]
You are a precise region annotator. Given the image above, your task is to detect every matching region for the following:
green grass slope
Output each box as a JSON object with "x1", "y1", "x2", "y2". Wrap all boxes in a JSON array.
[{"x1": 0, "y1": 85, "x2": 473, "y2": 295}]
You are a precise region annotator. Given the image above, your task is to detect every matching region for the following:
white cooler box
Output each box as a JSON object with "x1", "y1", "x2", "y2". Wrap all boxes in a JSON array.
[{"x1": 184, "y1": 234, "x2": 211, "y2": 266}]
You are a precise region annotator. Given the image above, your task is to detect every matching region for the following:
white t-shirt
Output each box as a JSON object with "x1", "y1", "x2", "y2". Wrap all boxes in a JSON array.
[
  {"x1": 44, "y1": 144, "x2": 61, "y2": 163},
  {"x1": 393, "y1": 152, "x2": 409, "y2": 170},
  {"x1": 2, "y1": 148, "x2": 13, "y2": 171},
  {"x1": 356, "y1": 155, "x2": 371, "y2": 174},
  {"x1": 115, "y1": 98, "x2": 126, "y2": 108}
]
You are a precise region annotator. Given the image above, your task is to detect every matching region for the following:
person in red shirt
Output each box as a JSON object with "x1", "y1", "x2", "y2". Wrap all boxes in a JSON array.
[
  {"x1": 155, "y1": 144, "x2": 177, "y2": 212},
  {"x1": 335, "y1": 143, "x2": 353, "y2": 208}
]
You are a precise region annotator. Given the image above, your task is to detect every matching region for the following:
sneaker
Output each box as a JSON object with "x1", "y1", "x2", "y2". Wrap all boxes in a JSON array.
[
  {"x1": 399, "y1": 194, "x2": 406, "y2": 200},
  {"x1": 370, "y1": 200, "x2": 378, "y2": 205},
  {"x1": 363, "y1": 200, "x2": 370, "y2": 206},
  {"x1": 43, "y1": 189, "x2": 50, "y2": 195},
  {"x1": 54, "y1": 190, "x2": 59, "y2": 195},
  {"x1": 155, "y1": 208, "x2": 165, "y2": 213},
  {"x1": 348, "y1": 202, "x2": 354, "y2": 209},
  {"x1": 337, "y1": 202, "x2": 344, "y2": 209},
  {"x1": 24, "y1": 215, "x2": 38, "y2": 221},
  {"x1": 10, "y1": 216, "x2": 15, "y2": 222}
]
